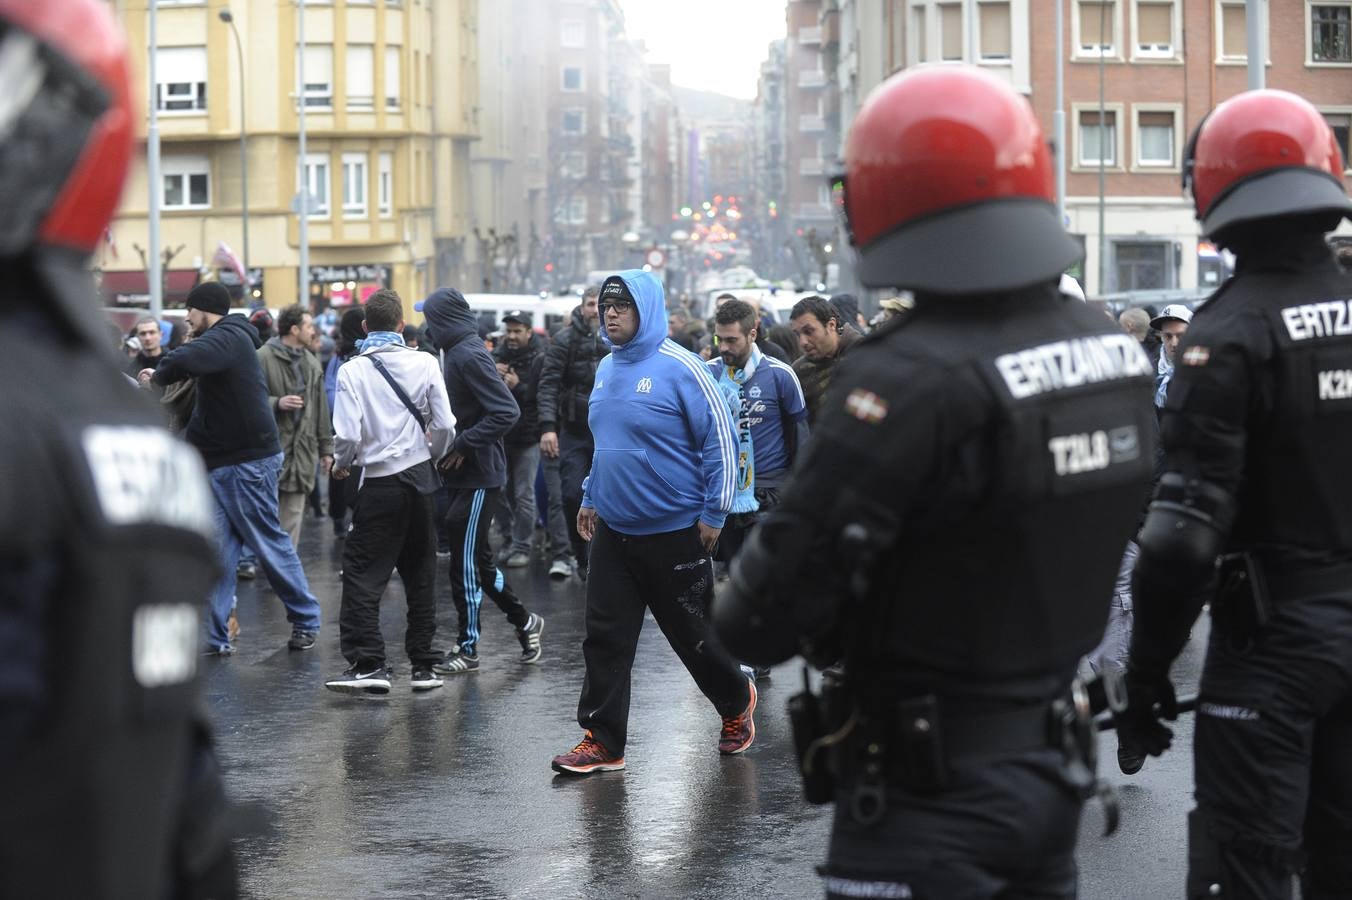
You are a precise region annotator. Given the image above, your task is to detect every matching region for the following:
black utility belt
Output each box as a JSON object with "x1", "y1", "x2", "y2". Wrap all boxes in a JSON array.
[
  {"x1": 791, "y1": 685, "x2": 1063, "y2": 803},
  {"x1": 841, "y1": 696, "x2": 1060, "y2": 789}
]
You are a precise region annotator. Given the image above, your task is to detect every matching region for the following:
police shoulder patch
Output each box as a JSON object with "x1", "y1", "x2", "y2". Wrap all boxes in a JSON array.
[
  {"x1": 844, "y1": 388, "x2": 888, "y2": 424},
  {"x1": 1181, "y1": 345, "x2": 1210, "y2": 366}
]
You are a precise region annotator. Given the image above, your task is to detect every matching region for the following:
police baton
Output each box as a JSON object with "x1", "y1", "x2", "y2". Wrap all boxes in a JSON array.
[{"x1": 1095, "y1": 694, "x2": 1198, "y2": 731}]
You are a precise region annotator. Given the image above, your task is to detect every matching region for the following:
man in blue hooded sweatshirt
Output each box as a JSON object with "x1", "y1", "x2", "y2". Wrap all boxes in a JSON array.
[
  {"x1": 420, "y1": 287, "x2": 545, "y2": 674},
  {"x1": 551, "y1": 271, "x2": 757, "y2": 776}
]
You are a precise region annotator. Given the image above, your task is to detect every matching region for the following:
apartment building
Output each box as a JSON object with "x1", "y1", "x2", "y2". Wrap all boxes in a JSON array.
[
  {"x1": 750, "y1": 40, "x2": 790, "y2": 278},
  {"x1": 784, "y1": 0, "x2": 838, "y2": 237},
  {"x1": 774, "y1": 0, "x2": 1350, "y2": 296},
  {"x1": 106, "y1": 0, "x2": 479, "y2": 311},
  {"x1": 1030, "y1": 0, "x2": 1352, "y2": 293}
]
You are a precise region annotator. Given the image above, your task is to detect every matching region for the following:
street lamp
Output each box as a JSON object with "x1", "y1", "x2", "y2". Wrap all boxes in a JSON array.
[{"x1": 218, "y1": 9, "x2": 249, "y2": 280}]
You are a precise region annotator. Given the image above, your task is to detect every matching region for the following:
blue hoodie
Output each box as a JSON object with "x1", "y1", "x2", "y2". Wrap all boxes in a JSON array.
[
  {"x1": 581, "y1": 270, "x2": 737, "y2": 535},
  {"x1": 421, "y1": 286, "x2": 520, "y2": 490}
]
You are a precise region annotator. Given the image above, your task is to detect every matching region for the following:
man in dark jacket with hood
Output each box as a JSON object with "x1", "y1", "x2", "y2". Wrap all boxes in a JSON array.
[
  {"x1": 420, "y1": 287, "x2": 545, "y2": 674},
  {"x1": 143, "y1": 281, "x2": 323, "y2": 655},
  {"x1": 537, "y1": 286, "x2": 606, "y2": 577}
]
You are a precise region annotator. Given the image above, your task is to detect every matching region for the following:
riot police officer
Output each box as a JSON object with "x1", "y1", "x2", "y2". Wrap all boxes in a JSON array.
[
  {"x1": 0, "y1": 1, "x2": 237, "y2": 895},
  {"x1": 1115, "y1": 90, "x2": 1352, "y2": 899},
  {"x1": 712, "y1": 66, "x2": 1157, "y2": 899}
]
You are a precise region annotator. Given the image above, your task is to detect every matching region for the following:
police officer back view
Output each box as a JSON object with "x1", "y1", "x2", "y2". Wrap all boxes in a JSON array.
[
  {"x1": 0, "y1": 2, "x2": 237, "y2": 895},
  {"x1": 712, "y1": 66, "x2": 1157, "y2": 899},
  {"x1": 1115, "y1": 91, "x2": 1352, "y2": 900}
]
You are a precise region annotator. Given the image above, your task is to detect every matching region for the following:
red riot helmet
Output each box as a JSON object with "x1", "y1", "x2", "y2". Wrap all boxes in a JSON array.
[
  {"x1": 841, "y1": 65, "x2": 1080, "y2": 294},
  {"x1": 1184, "y1": 89, "x2": 1351, "y2": 239},
  {"x1": 0, "y1": 0, "x2": 134, "y2": 258}
]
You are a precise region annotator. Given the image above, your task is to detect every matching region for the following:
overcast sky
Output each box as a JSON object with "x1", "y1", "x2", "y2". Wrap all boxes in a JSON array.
[{"x1": 621, "y1": 0, "x2": 787, "y2": 99}]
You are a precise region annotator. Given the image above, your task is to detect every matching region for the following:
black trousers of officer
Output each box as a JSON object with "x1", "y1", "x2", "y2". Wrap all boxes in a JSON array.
[
  {"x1": 825, "y1": 748, "x2": 1082, "y2": 900},
  {"x1": 1189, "y1": 569, "x2": 1352, "y2": 900},
  {"x1": 338, "y1": 472, "x2": 441, "y2": 669},
  {"x1": 578, "y1": 520, "x2": 750, "y2": 754}
]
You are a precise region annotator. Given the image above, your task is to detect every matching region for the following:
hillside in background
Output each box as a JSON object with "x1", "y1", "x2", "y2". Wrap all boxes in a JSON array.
[{"x1": 672, "y1": 85, "x2": 752, "y2": 124}]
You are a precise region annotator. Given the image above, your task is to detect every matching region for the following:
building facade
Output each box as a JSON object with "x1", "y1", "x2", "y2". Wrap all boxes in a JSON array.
[
  {"x1": 774, "y1": 0, "x2": 1351, "y2": 297},
  {"x1": 106, "y1": 0, "x2": 480, "y2": 312}
]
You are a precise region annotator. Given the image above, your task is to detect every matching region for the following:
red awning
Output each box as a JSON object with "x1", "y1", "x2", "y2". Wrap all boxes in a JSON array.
[{"x1": 101, "y1": 269, "x2": 200, "y2": 306}]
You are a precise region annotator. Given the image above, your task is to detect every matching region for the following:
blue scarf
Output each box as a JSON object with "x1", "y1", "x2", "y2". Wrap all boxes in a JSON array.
[
  {"x1": 356, "y1": 331, "x2": 406, "y2": 352},
  {"x1": 715, "y1": 346, "x2": 760, "y2": 515}
]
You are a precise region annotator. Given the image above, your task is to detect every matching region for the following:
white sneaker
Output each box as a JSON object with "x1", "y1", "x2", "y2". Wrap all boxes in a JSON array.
[{"x1": 549, "y1": 558, "x2": 573, "y2": 579}]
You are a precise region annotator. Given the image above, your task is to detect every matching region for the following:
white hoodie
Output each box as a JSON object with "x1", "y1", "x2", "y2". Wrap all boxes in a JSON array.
[{"x1": 333, "y1": 344, "x2": 455, "y2": 477}]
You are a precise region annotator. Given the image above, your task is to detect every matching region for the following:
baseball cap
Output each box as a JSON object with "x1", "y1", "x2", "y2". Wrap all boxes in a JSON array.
[
  {"x1": 1150, "y1": 304, "x2": 1194, "y2": 329},
  {"x1": 502, "y1": 309, "x2": 533, "y2": 327}
]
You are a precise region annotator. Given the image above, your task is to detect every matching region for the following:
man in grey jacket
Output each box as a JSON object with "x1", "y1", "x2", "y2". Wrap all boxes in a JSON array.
[{"x1": 257, "y1": 304, "x2": 333, "y2": 549}]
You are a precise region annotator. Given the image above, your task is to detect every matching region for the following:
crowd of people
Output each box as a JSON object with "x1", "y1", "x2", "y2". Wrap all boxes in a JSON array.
[{"x1": 115, "y1": 275, "x2": 891, "y2": 708}]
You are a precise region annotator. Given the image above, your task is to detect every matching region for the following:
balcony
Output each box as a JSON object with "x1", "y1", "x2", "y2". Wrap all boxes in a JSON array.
[
  {"x1": 799, "y1": 114, "x2": 826, "y2": 133},
  {"x1": 798, "y1": 26, "x2": 822, "y2": 45},
  {"x1": 798, "y1": 69, "x2": 827, "y2": 88},
  {"x1": 799, "y1": 157, "x2": 826, "y2": 176}
]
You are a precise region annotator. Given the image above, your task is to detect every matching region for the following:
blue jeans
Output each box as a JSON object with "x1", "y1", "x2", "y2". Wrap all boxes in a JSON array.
[{"x1": 207, "y1": 452, "x2": 322, "y2": 647}]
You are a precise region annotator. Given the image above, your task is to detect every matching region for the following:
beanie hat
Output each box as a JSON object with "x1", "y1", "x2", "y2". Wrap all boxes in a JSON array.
[{"x1": 185, "y1": 281, "x2": 231, "y2": 316}]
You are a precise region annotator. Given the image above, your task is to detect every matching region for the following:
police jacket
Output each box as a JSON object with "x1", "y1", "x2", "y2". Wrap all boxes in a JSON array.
[
  {"x1": 493, "y1": 334, "x2": 546, "y2": 448},
  {"x1": 734, "y1": 285, "x2": 1156, "y2": 705},
  {"x1": 1154, "y1": 234, "x2": 1352, "y2": 566},
  {"x1": 1, "y1": 293, "x2": 228, "y2": 896},
  {"x1": 538, "y1": 306, "x2": 606, "y2": 436}
]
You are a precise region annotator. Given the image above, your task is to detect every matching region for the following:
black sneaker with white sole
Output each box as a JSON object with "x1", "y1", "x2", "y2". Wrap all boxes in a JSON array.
[
  {"x1": 410, "y1": 667, "x2": 444, "y2": 691},
  {"x1": 325, "y1": 664, "x2": 392, "y2": 695},
  {"x1": 432, "y1": 649, "x2": 479, "y2": 675},
  {"x1": 517, "y1": 613, "x2": 545, "y2": 664}
]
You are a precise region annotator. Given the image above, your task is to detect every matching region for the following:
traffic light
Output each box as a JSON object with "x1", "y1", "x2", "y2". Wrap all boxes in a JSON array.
[{"x1": 544, "y1": 262, "x2": 554, "y2": 273}]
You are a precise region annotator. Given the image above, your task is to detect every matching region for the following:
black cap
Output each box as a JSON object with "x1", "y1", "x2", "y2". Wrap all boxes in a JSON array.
[
  {"x1": 185, "y1": 281, "x2": 231, "y2": 316},
  {"x1": 599, "y1": 276, "x2": 633, "y2": 303},
  {"x1": 502, "y1": 309, "x2": 533, "y2": 326}
]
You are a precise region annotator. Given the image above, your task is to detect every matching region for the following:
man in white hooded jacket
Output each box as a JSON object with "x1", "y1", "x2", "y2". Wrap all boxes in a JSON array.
[{"x1": 325, "y1": 289, "x2": 456, "y2": 695}]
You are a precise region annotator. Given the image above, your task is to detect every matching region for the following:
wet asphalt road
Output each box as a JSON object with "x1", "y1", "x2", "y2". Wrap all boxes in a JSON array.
[{"x1": 206, "y1": 520, "x2": 1209, "y2": 899}]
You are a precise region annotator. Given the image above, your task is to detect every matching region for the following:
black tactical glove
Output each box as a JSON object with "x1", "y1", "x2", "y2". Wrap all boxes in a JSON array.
[{"x1": 1113, "y1": 668, "x2": 1179, "y2": 765}]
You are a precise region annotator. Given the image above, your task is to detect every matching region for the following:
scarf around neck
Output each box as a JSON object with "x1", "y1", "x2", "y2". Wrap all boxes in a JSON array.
[
  {"x1": 1155, "y1": 346, "x2": 1173, "y2": 408},
  {"x1": 716, "y1": 345, "x2": 761, "y2": 515},
  {"x1": 357, "y1": 331, "x2": 406, "y2": 352}
]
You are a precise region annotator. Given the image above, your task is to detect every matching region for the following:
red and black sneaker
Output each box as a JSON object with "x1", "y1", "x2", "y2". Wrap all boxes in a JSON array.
[
  {"x1": 718, "y1": 678, "x2": 758, "y2": 755},
  {"x1": 551, "y1": 731, "x2": 625, "y2": 776}
]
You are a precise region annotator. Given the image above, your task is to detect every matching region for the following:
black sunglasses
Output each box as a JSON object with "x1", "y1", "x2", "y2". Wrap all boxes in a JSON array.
[{"x1": 600, "y1": 299, "x2": 635, "y2": 313}]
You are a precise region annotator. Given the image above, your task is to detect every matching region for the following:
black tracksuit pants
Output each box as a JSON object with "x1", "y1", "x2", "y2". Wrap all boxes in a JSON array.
[
  {"x1": 1189, "y1": 567, "x2": 1352, "y2": 900},
  {"x1": 577, "y1": 520, "x2": 750, "y2": 755},
  {"x1": 446, "y1": 487, "x2": 530, "y2": 656},
  {"x1": 338, "y1": 473, "x2": 440, "y2": 669}
]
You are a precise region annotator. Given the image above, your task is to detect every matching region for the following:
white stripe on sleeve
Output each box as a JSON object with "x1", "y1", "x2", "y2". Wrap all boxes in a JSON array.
[{"x1": 660, "y1": 344, "x2": 736, "y2": 510}]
